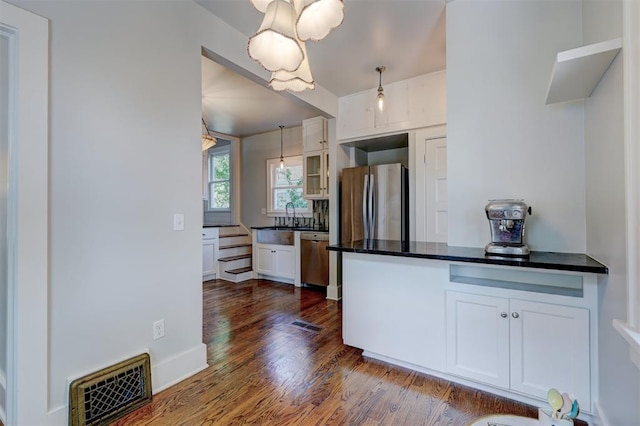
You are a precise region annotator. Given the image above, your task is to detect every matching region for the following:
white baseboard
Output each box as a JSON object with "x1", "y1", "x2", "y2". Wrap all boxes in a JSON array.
[
  {"x1": 152, "y1": 343, "x2": 209, "y2": 394},
  {"x1": 46, "y1": 345, "x2": 209, "y2": 425},
  {"x1": 0, "y1": 368, "x2": 6, "y2": 424}
]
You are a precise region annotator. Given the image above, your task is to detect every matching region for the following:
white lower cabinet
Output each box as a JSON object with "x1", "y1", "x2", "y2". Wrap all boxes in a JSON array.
[
  {"x1": 255, "y1": 244, "x2": 295, "y2": 279},
  {"x1": 202, "y1": 227, "x2": 219, "y2": 280},
  {"x1": 446, "y1": 291, "x2": 590, "y2": 408}
]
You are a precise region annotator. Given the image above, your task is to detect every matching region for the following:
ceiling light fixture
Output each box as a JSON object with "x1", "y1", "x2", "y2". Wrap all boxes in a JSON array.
[
  {"x1": 294, "y1": 0, "x2": 344, "y2": 41},
  {"x1": 269, "y1": 40, "x2": 315, "y2": 92},
  {"x1": 248, "y1": 0, "x2": 344, "y2": 92},
  {"x1": 202, "y1": 117, "x2": 217, "y2": 151},
  {"x1": 248, "y1": 0, "x2": 303, "y2": 72},
  {"x1": 279, "y1": 125, "x2": 285, "y2": 169},
  {"x1": 375, "y1": 66, "x2": 388, "y2": 128}
]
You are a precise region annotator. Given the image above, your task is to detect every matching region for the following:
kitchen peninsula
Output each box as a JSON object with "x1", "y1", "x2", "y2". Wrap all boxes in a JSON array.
[{"x1": 327, "y1": 240, "x2": 607, "y2": 418}]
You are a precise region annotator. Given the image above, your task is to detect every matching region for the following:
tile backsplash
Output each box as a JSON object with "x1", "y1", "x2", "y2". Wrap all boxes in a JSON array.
[{"x1": 273, "y1": 199, "x2": 329, "y2": 229}]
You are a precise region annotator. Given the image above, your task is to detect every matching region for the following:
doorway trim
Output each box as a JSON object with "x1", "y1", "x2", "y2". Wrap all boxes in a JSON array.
[{"x1": 0, "y1": 1, "x2": 49, "y2": 424}]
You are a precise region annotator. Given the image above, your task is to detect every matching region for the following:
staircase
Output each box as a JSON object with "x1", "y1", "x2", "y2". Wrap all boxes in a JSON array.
[{"x1": 217, "y1": 225, "x2": 253, "y2": 283}]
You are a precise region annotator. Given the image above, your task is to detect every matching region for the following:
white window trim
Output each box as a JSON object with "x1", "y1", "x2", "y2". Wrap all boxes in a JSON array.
[
  {"x1": 266, "y1": 155, "x2": 312, "y2": 217},
  {"x1": 206, "y1": 145, "x2": 231, "y2": 212},
  {"x1": 615, "y1": 0, "x2": 640, "y2": 369}
]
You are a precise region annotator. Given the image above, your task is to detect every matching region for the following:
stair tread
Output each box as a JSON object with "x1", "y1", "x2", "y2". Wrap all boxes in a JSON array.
[
  {"x1": 225, "y1": 266, "x2": 253, "y2": 275},
  {"x1": 219, "y1": 233, "x2": 249, "y2": 238},
  {"x1": 218, "y1": 254, "x2": 252, "y2": 262},
  {"x1": 219, "y1": 243, "x2": 252, "y2": 250}
]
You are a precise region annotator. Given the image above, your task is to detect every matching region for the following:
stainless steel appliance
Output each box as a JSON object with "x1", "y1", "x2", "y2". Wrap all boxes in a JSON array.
[
  {"x1": 300, "y1": 232, "x2": 329, "y2": 287},
  {"x1": 484, "y1": 199, "x2": 532, "y2": 256},
  {"x1": 340, "y1": 163, "x2": 409, "y2": 244}
]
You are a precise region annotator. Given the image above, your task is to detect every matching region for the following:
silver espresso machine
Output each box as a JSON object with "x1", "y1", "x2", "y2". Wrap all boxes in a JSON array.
[{"x1": 484, "y1": 199, "x2": 532, "y2": 256}]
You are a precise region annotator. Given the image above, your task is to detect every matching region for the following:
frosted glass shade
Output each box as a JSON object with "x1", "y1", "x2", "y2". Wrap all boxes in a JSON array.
[
  {"x1": 293, "y1": 0, "x2": 344, "y2": 41},
  {"x1": 374, "y1": 92, "x2": 387, "y2": 128},
  {"x1": 248, "y1": 0, "x2": 304, "y2": 72},
  {"x1": 269, "y1": 41, "x2": 315, "y2": 92},
  {"x1": 250, "y1": 0, "x2": 276, "y2": 13}
]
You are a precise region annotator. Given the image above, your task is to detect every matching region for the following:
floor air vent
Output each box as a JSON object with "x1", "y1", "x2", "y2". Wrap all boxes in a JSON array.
[
  {"x1": 292, "y1": 320, "x2": 322, "y2": 333},
  {"x1": 69, "y1": 353, "x2": 152, "y2": 426}
]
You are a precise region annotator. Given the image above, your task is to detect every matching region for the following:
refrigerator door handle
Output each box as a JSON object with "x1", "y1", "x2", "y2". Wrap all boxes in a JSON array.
[
  {"x1": 362, "y1": 174, "x2": 369, "y2": 240},
  {"x1": 368, "y1": 174, "x2": 375, "y2": 239}
]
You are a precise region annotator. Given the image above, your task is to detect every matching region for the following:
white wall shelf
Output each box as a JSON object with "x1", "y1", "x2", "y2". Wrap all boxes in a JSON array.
[{"x1": 545, "y1": 38, "x2": 622, "y2": 104}]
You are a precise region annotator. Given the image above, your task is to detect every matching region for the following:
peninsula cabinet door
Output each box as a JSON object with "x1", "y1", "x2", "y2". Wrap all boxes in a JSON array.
[
  {"x1": 509, "y1": 299, "x2": 590, "y2": 409},
  {"x1": 446, "y1": 292, "x2": 510, "y2": 389}
]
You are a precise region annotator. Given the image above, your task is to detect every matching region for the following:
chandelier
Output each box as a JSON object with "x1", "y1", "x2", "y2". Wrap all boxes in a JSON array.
[
  {"x1": 248, "y1": 0, "x2": 344, "y2": 92},
  {"x1": 202, "y1": 117, "x2": 217, "y2": 151}
]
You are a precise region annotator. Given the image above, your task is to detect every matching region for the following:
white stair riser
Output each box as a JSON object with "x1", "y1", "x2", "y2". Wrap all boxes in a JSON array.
[
  {"x1": 218, "y1": 245, "x2": 251, "y2": 258},
  {"x1": 219, "y1": 270, "x2": 253, "y2": 283},
  {"x1": 220, "y1": 258, "x2": 251, "y2": 272}
]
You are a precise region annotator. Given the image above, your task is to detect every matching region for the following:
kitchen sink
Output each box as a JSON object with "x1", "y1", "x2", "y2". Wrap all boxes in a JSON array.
[{"x1": 256, "y1": 229, "x2": 294, "y2": 245}]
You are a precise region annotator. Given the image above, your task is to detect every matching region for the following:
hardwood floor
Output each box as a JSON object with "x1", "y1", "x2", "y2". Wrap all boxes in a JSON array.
[{"x1": 114, "y1": 279, "x2": 581, "y2": 425}]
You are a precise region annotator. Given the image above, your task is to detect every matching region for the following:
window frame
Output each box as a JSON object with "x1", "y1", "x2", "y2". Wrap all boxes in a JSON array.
[
  {"x1": 206, "y1": 145, "x2": 231, "y2": 212},
  {"x1": 266, "y1": 155, "x2": 312, "y2": 216}
]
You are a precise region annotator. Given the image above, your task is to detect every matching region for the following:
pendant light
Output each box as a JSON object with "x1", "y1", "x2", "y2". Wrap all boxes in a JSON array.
[
  {"x1": 279, "y1": 125, "x2": 285, "y2": 169},
  {"x1": 293, "y1": 0, "x2": 344, "y2": 41},
  {"x1": 374, "y1": 66, "x2": 388, "y2": 128},
  {"x1": 202, "y1": 117, "x2": 217, "y2": 151},
  {"x1": 248, "y1": 0, "x2": 345, "y2": 92},
  {"x1": 248, "y1": 0, "x2": 304, "y2": 72},
  {"x1": 269, "y1": 40, "x2": 315, "y2": 92}
]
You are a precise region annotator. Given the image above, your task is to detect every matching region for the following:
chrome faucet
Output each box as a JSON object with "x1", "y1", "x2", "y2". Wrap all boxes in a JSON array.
[{"x1": 285, "y1": 202, "x2": 296, "y2": 227}]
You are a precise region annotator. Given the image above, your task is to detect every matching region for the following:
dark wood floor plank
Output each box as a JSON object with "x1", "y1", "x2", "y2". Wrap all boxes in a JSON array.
[{"x1": 113, "y1": 279, "x2": 585, "y2": 425}]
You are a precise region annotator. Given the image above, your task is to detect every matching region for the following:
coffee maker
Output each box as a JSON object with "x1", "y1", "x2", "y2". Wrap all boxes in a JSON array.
[{"x1": 484, "y1": 199, "x2": 532, "y2": 256}]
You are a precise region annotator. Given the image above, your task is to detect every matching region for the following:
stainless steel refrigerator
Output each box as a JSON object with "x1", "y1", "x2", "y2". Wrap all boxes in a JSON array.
[{"x1": 340, "y1": 163, "x2": 409, "y2": 244}]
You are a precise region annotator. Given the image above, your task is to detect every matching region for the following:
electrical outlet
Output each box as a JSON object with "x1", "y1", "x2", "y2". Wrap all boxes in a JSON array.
[{"x1": 153, "y1": 319, "x2": 165, "y2": 340}]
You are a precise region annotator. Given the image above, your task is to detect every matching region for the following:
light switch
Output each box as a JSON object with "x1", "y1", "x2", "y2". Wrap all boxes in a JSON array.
[
  {"x1": 173, "y1": 213, "x2": 185, "y2": 231},
  {"x1": 261, "y1": 208, "x2": 266, "y2": 215}
]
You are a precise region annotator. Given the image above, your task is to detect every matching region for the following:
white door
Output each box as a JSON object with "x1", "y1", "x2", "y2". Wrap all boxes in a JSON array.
[
  {"x1": 509, "y1": 299, "x2": 591, "y2": 408},
  {"x1": 256, "y1": 246, "x2": 274, "y2": 275},
  {"x1": 415, "y1": 136, "x2": 447, "y2": 242},
  {"x1": 426, "y1": 138, "x2": 448, "y2": 242},
  {"x1": 0, "y1": 2, "x2": 48, "y2": 424},
  {"x1": 273, "y1": 247, "x2": 295, "y2": 279},
  {"x1": 446, "y1": 291, "x2": 510, "y2": 389}
]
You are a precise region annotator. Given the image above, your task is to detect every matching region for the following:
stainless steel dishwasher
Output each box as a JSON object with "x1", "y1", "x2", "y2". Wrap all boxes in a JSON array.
[{"x1": 300, "y1": 232, "x2": 329, "y2": 287}]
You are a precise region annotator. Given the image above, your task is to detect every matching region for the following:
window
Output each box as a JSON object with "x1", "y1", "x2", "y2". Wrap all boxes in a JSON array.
[
  {"x1": 266, "y1": 156, "x2": 311, "y2": 215},
  {"x1": 207, "y1": 146, "x2": 230, "y2": 210}
]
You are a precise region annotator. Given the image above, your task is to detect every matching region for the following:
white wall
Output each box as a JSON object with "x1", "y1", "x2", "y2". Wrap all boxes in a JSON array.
[
  {"x1": 4, "y1": 0, "x2": 334, "y2": 420},
  {"x1": 9, "y1": 0, "x2": 208, "y2": 412},
  {"x1": 447, "y1": 0, "x2": 586, "y2": 252},
  {"x1": 241, "y1": 127, "x2": 303, "y2": 228},
  {"x1": 583, "y1": 1, "x2": 640, "y2": 425}
]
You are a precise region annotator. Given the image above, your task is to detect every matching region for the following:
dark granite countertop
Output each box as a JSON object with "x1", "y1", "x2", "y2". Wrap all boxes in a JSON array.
[
  {"x1": 327, "y1": 240, "x2": 608, "y2": 274},
  {"x1": 251, "y1": 226, "x2": 329, "y2": 232}
]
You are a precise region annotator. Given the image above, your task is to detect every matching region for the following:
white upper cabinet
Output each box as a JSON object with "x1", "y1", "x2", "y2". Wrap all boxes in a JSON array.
[
  {"x1": 303, "y1": 116, "x2": 327, "y2": 152},
  {"x1": 338, "y1": 71, "x2": 446, "y2": 141}
]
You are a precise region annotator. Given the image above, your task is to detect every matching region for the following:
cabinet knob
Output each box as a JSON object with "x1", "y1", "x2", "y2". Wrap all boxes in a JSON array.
[
  {"x1": 512, "y1": 312, "x2": 520, "y2": 319},
  {"x1": 500, "y1": 312, "x2": 508, "y2": 318}
]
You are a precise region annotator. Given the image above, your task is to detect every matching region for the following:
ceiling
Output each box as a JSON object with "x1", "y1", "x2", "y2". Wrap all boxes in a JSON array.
[{"x1": 197, "y1": 0, "x2": 447, "y2": 138}]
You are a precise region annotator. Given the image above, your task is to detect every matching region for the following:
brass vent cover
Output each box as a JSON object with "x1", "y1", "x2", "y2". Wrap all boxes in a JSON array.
[{"x1": 69, "y1": 353, "x2": 152, "y2": 426}]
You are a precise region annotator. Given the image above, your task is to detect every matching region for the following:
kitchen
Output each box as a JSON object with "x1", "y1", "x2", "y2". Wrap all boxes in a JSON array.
[
  {"x1": 197, "y1": 0, "x2": 632, "y2": 424},
  {"x1": 196, "y1": 1, "x2": 634, "y2": 424},
  {"x1": 2, "y1": 0, "x2": 639, "y2": 425},
  {"x1": 199, "y1": 0, "x2": 632, "y2": 422}
]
